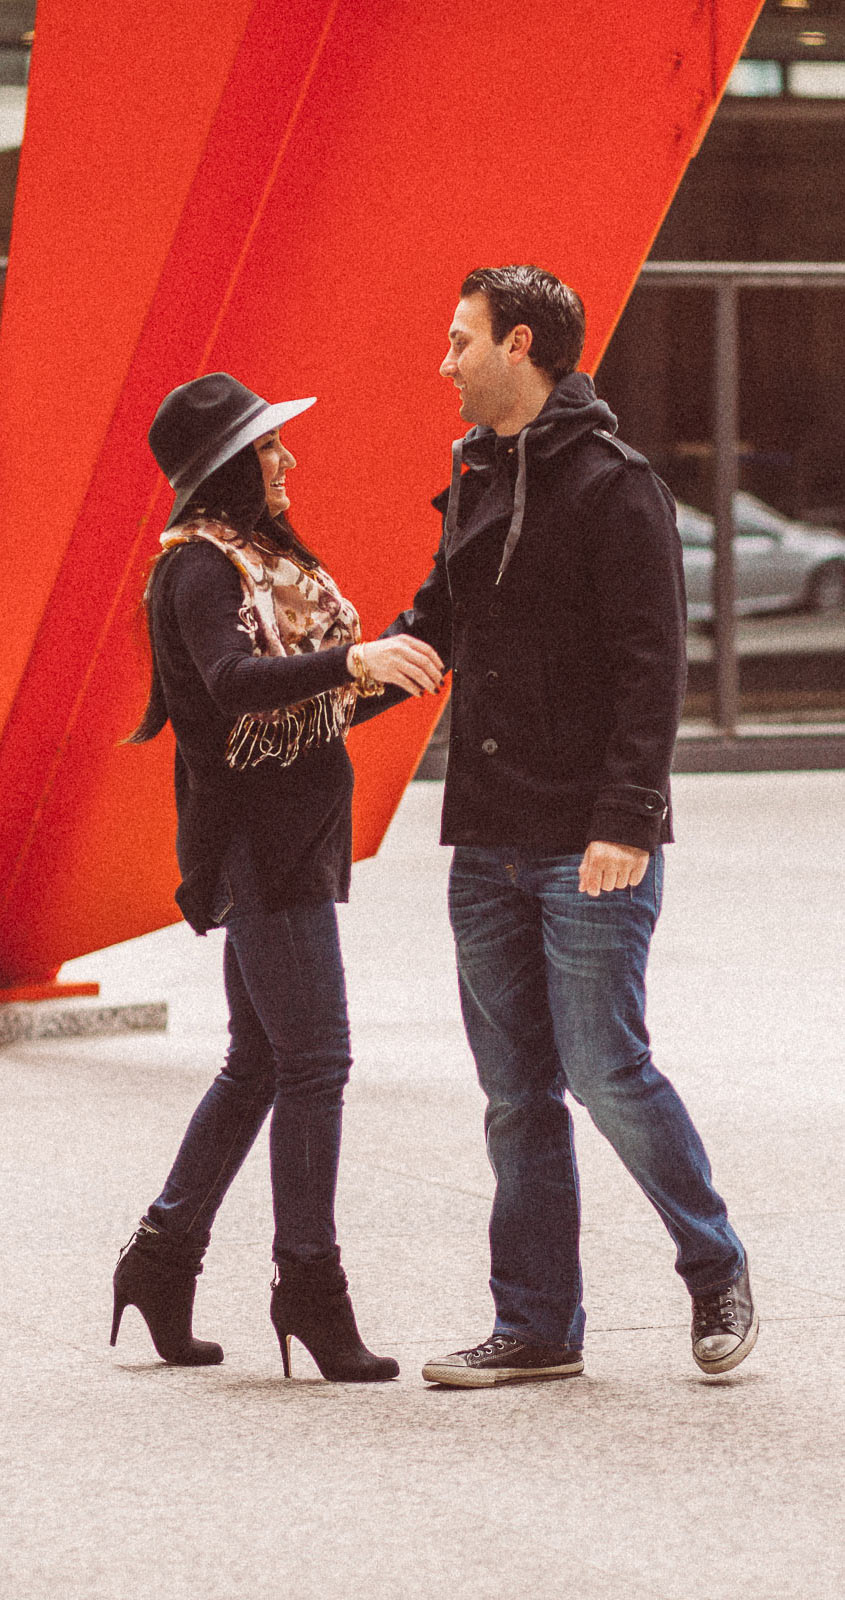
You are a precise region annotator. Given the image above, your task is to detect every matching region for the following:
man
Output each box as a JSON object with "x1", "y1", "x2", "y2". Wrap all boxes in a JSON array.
[{"x1": 366, "y1": 264, "x2": 757, "y2": 1386}]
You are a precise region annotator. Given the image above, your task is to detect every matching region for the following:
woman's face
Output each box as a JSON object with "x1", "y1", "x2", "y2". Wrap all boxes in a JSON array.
[{"x1": 254, "y1": 428, "x2": 296, "y2": 516}]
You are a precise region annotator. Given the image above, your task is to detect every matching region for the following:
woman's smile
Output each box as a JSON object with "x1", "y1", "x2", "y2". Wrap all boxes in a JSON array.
[{"x1": 256, "y1": 428, "x2": 295, "y2": 514}]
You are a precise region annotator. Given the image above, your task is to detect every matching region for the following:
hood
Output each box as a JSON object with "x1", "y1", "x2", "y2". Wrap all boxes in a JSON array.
[{"x1": 444, "y1": 372, "x2": 618, "y2": 583}]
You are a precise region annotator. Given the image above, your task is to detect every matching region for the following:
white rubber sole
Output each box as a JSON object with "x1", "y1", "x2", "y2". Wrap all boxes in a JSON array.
[
  {"x1": 693, "y1": 1312, "x2": 760, "y2": 1375},
  {"x1": 421, "y1": 1356, "x2": 585, "y2": 1387}
]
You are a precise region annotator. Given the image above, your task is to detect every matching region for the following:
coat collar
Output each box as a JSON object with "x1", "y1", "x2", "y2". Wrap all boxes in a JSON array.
[{"x1": 441, "y1": 373, "x2": 618, "y2": 574}]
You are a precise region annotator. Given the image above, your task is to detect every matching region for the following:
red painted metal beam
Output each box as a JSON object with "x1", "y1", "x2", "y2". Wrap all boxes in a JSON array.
[{"x1": 0, "y1": 0, "x2": 765, "y2": 986}]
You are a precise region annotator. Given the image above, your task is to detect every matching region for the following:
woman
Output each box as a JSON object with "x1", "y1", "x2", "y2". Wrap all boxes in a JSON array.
[{"x1": 112, "y1": 372, "x2": 443, "y2": 1380}]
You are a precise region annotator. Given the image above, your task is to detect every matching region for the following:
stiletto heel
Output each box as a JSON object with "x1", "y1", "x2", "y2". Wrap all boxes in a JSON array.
[
  {"x1": 280, "y1": 1333, "x2": 292, "y2": 1378},
  {"x1": 110, "y1": 1292, "x2": 127, "y2": 1347},
  {"x1": 270, "y1": 1248, "x2": 399, "y2": 1382},
  {"x1": 111, "y1": 1223, "x2": 224, "y2": 1366}
]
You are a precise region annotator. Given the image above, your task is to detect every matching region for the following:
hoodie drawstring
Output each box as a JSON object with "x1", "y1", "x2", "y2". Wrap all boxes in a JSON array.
[
  {"x1": 444, "y1": 429, "x2": 529, "y2": 586},
  {"x1": 445, "y1": 372, "x2": 615, "y2": 586},
  {"x1": 444, "y1": 436, "x2": 465, "y2": 550},
  {"x1": 495, "y1": 427, "x2": 529, "y2": 585}
]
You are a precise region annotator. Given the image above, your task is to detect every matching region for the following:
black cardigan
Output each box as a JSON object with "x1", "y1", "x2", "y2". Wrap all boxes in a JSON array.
[{"x1": 146, "y1": 541, "x2": 356, "y2": 932}]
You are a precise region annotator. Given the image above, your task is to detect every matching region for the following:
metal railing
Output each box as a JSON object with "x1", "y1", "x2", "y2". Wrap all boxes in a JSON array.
[{"x1": 639, "y1": 261, "x2": 845, "y2": 766}]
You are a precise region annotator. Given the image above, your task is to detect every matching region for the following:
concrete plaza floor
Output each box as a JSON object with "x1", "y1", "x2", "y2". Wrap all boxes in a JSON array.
[{"x1": 2, "y1": 772, "x2": 843, "y2": 1600}]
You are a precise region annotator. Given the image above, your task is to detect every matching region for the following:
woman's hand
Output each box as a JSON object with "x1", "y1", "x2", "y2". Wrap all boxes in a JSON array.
[{"x1": 348, "y1": 636, "x2": 444, "y2": 696}]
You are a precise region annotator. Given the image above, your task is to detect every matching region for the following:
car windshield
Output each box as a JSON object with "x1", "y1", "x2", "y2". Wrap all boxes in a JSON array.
[
  {"x1": 676, "y1": 503, "x2": 712, "y2": 546},
  {"x1": 732, "y1": 493, "x2": 791, "y2": 537},
  {"x1": 677, "y1": 493, "x2": 800, "y2": 545}
]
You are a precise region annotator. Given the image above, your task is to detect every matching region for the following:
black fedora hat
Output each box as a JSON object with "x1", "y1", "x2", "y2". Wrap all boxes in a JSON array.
[{"x1": 149, "y1": 372, "x2": 316, "y2": 527}]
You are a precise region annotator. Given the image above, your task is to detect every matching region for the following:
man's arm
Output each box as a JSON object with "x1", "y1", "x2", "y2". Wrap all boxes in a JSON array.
[
  {"x1": 579, "y1": 466, "x2": 687, "y2": 894},
  {"x1": 352, "y1": 532, "x2": 453, "y2": 724}
]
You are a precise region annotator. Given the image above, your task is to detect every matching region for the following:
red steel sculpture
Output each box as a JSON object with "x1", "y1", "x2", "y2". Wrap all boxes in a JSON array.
[{"x1": 0, "y1": 0, "x2": 764, "y2": 997}]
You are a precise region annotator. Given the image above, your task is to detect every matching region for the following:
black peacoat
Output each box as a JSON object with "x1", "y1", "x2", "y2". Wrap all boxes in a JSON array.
[{"x1": 366, "y1": 373, "x2": 688, "y2": 854}]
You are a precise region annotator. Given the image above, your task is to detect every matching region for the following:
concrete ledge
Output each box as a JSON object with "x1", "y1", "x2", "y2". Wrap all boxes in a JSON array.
[
  {"x1": 673, "y1": 729, "x2": 845, "y2": 771},
  {"x1": 0, "y1": 999, "x2": 167, "y2": 1047},
  {"x1": 415, "y1": 703, "x2": 845, "y2": 778}
]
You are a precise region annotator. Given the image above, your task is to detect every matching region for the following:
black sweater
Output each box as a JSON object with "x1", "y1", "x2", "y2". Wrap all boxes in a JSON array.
[{"x1": 146, "y1": 541, "x2": 356, "y2": 932}]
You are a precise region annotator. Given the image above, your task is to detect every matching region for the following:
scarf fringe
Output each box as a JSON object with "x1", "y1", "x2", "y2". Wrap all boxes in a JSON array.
[
  {"x1": 161, "y1": 521, "x2": 362, "y2": 774},
  {"x1": 226, "y1": 685, "x2": 358, "y2": 772}
]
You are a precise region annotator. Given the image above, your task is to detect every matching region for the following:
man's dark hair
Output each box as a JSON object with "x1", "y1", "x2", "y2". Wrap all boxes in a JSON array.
[{"x1": 460, "y1": 264, "x2": 585, "y2": 380}]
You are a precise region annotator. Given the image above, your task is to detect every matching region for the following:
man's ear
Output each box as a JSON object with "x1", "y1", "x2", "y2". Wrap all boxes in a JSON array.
[{"x1": 507, "y1": 323, "x2": 534, "y2": 365}]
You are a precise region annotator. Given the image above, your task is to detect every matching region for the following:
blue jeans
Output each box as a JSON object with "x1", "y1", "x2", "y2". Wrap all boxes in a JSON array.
[
  {"x1": 146, "y1": 899, "x2": 351, "y2": 1263},
  {"x1": 448, "y1": 846, "x2": 745, "y2": 1349}
]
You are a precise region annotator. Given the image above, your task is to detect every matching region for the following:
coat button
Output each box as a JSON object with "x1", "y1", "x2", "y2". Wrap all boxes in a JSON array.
[
  {"x1": 481, "y1": 738, "x2": 498, "y2": 756},
  {"x1": 488, "y1": 601, "x2": 501, "y2": 619},
  {"x1": 486, "y1": 669, "x2": 499, "y2": 687}
]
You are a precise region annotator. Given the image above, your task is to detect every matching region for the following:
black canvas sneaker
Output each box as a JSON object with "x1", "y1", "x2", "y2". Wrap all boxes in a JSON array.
[
  {"x1": 422, "y1": 1333, "x2": 584, "y2": 1387},
  {"x1": 691, "y1": 1262, "x2": 759, "y2": 1375}
]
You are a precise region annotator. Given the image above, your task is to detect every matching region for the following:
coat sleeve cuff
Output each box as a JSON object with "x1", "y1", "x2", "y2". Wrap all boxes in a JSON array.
[{"x1": 587, "y1": 784, "x2": 668, "y2": 852}]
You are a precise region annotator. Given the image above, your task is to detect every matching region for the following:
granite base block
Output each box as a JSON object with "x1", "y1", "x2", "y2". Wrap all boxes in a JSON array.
[{"x1": 0, "y1": 1000, "x2": 167, "y2": 1047}]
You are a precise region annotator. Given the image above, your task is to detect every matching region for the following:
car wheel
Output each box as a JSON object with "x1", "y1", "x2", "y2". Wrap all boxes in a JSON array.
[{"x1": 806, "y1": 562, "x2": 845, "y2": 613}]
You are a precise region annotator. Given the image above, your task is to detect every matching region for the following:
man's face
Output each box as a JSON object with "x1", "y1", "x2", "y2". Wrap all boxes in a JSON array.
[{"x1": 440, "y1": 294, "x2": 517, "y2": 430}]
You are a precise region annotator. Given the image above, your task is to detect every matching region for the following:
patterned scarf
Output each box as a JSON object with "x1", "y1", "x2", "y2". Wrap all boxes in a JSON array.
[{"x1": 160, "y1": 519, "x2": 360, "y2": 771}]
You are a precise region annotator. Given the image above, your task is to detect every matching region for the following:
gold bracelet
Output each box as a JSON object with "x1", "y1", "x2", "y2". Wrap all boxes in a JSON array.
[{"x1": 349, "y1": 645, "x2": 385, "y2": 698}]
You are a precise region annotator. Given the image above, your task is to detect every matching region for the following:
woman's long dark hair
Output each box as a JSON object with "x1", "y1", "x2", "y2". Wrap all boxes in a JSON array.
[{"x1": 127, "y1": 442, "x2": 321, "y2": 743}]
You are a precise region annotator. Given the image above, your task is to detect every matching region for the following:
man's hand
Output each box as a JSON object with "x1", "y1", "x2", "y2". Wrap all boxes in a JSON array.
[{"x1": 578, "y1": 841, "x2": 649, "y2": 898}]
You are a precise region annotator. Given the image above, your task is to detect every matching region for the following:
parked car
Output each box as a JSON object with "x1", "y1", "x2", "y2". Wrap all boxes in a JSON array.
[{"x1": 676, "y1": 492, "x2": 845, "y2": 622}]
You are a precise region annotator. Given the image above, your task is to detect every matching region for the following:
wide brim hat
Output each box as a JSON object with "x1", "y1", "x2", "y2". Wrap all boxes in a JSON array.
[{"x1": 148, "y1": 372, "x2": 316, "y2": 528}]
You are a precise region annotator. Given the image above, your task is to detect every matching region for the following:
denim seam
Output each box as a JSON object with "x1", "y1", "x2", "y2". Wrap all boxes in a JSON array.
[{"x1": 178, "y1": 1082, "x2": 274, "y2": 1243}]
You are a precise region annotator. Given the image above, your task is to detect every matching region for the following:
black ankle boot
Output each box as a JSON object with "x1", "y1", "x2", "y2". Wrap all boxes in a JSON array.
[
  {"x1": 270, "y1": 1247, "x2": 399, "y2": 1382},
  {"x1": 111, "y1": 1222, "x2": 224, "y2": 1366}
]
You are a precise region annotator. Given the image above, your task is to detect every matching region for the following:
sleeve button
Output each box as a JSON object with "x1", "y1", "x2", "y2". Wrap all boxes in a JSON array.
[{"x1": 481, "y1": 738, "x2": 498, "y2": 756}]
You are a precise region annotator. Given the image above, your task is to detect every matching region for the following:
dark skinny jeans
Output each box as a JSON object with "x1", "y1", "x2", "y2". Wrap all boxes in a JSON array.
[{"x1": 146, "y1": 899, "x2": 351, "y2": 1263}]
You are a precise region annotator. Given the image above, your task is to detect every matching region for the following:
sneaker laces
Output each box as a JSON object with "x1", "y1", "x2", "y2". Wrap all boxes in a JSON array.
[
  {"x1": 693, "y1": 1284, "x2": 738, "y2": 1335},
  {"x1": 465, "y1": 1335, "x2": 518, "y2": 1364}
]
